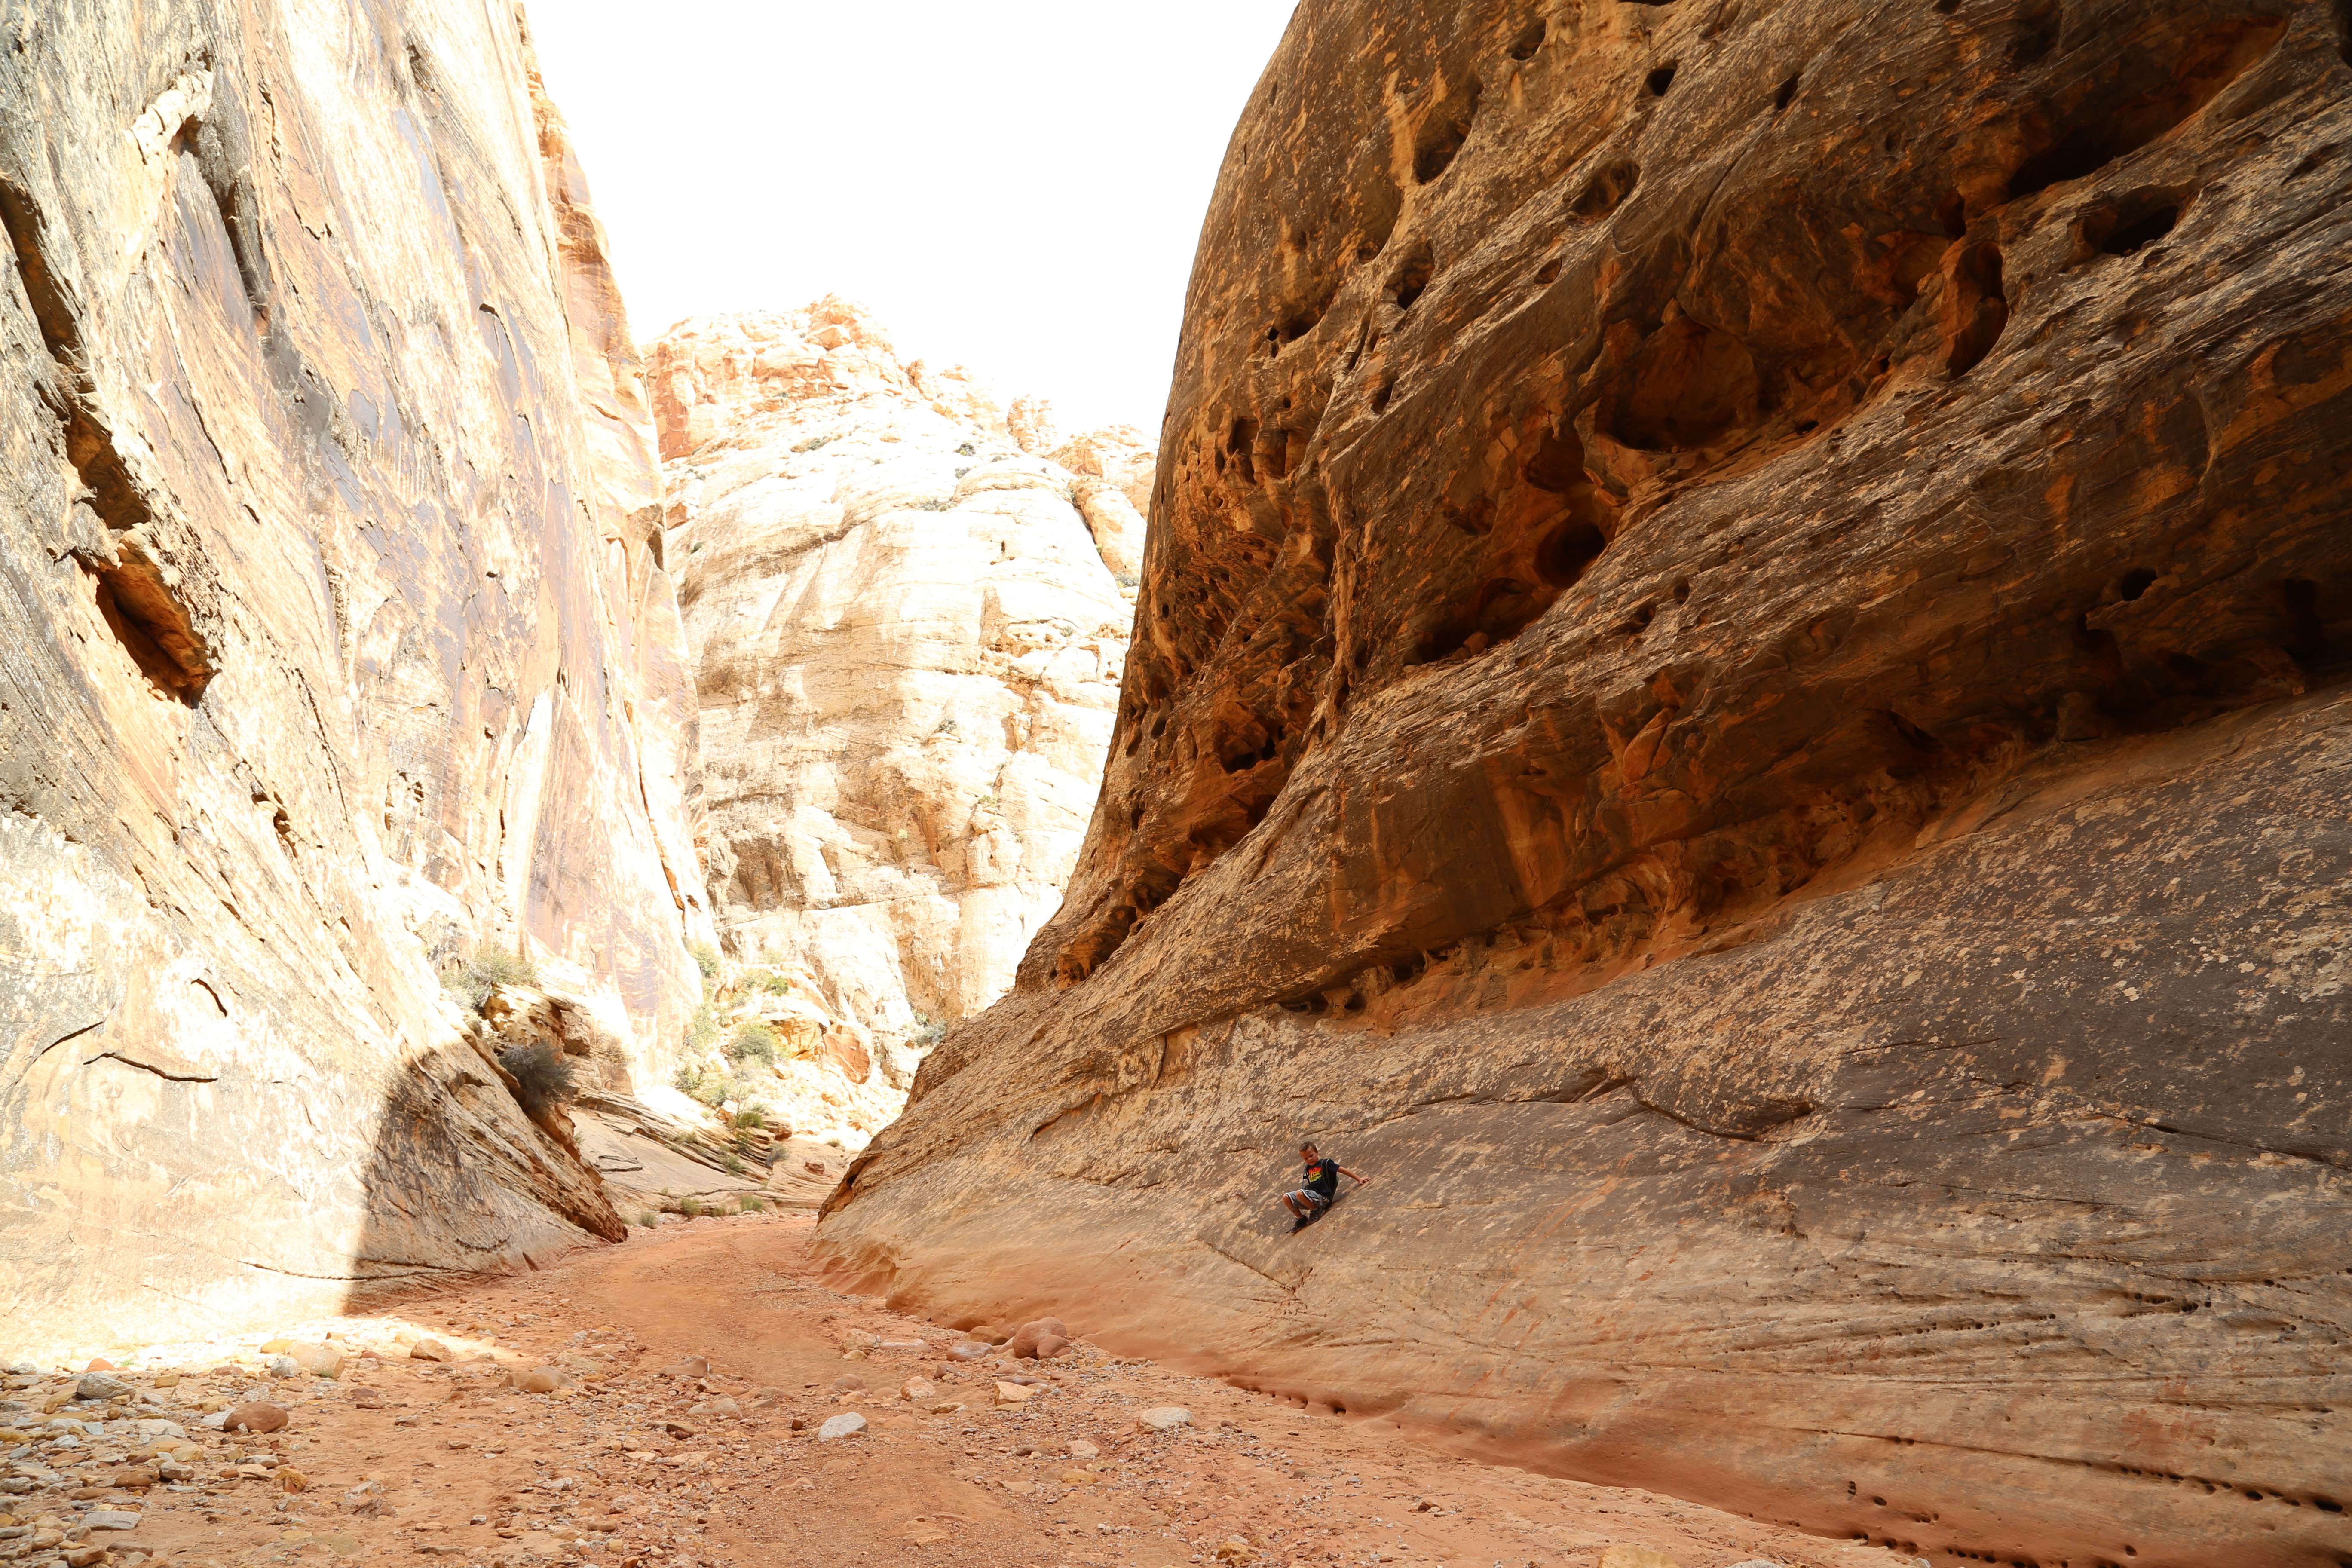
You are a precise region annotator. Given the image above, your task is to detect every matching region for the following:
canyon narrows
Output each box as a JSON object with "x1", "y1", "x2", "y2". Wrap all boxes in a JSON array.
[
  {"x1": 0, "y1": 3, "x2": 706, "y2": 1339},
  {"x1": 814, "y1": 3, "x2": 2352, "y2": 1567},
  {"x1": 649, "y1": 301, "x2": 1151, "y2": 1049}
]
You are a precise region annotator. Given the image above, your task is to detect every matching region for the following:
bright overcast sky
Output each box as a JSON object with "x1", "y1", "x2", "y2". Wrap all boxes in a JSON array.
[{"x1": 529, "y1": 1, "x2": 1299, "y2": 435}]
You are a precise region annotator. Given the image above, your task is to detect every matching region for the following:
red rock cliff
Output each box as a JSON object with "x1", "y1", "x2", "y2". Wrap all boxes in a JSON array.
[{"x1": 815, "y1": 3, "x2": 2352, "y2": 1565}]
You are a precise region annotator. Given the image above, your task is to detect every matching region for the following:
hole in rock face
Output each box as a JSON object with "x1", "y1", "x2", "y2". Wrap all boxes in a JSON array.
[
  {"x1": 1523, "y1": 423, "x2": 1587, "y2": 493},
  {"x1": 1774, "y1": 73, "x2": 1800, "y2": 111},
  {"x1": 2118, "y1": 567, "x2": 2158, "y2": 601},
  {"x1": 2006, "y1": 18, "x2": 2286, "y2": 199},
  {"x1": 1934, "y1": 0, "x2": 1962, "y2": 12},
  {"x1": 1572, "y1": 160, "x2": 1640, "y2": 220},
  {"x1": 1646, "y1": 63, "x2": 1679, "y2": 96},
  {"x1": 1370, "y1": 379, "x2": 1395, "y2": 413},
  {"x1": 1414, "y1": 80, "x2": 1482, "y2": 184},
  {"x1": 1535, "y1": 522, "x2": 1607, "y2": 588},
  {"x1": 1390, "y1": 251, "x2": 1433, "y2": 310},
  {"x1": 1599, "y1": 317, "x2": 1759, "y2": 450},
  {"x1": 1935, "y1": 190, "x2": 1969, "y2": 237},
  {"x1": 1225, "y1": 416, "x2": 1259, "y2": 484},
  {"x1": 2279, "y1": 577, "x2": 2325, "y2": 660},
  {"x1": 1942, "y1": 242, "x2": 2008, "y2": 377},
  {"x1": 92, "y1": 570, "x2": 209, "y2": 704},
  {"x1": 1510, "y1": 19, "x2": 1547, "y2": 60},
  {"x1": 2009, "y1": 3, "x2": 2062, "y2": 65},
  {"x1": 2101, "y1": 203, "x2": 2178, "y2": 254}
]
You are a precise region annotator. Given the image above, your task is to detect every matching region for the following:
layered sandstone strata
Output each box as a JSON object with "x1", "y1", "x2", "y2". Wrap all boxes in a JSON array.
[
  {"x1": 651, "y1": 304, "x2": 1140, "y2": 1042},
  {"x1": 0, "y1": 6, "x2": 707, "y2": 1344},
  {"x1": 818, "y1": 4, "x2": 2352, "y2": 1566}
]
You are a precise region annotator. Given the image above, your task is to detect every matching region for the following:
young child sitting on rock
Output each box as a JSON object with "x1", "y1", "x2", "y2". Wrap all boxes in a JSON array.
[{"x1": 1281, "y1": 1140, "x2": 1369, "y2": 1231}]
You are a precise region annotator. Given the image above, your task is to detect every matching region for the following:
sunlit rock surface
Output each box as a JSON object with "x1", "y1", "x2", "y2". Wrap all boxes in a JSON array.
[
  {"x1": 651, "y1": 303, "x2": 1142, "y2": 1043},
  {"x1": 817, "y1": 4, "x2": 2352, "y2": 1565},
  {"x1": 0, "y1": 4, "x2": 708, "y2": 1344}
]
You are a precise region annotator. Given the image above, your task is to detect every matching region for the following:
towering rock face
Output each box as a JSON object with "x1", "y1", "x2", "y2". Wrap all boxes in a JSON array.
[
  {"x1": 0, "y1": 3, "x2": 707, "y2": 1346},
  {"x1": 817, "y1": 3, "x2": 2352, "y2": 1565},
  {"x1": 652, "y1": 303, "x2": 1139, "y2": 1044}
]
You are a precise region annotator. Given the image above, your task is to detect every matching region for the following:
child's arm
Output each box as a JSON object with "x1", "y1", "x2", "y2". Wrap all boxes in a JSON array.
[{"x1": 1338, "y1": 1165, "x2": 1370, "y2": 1184}]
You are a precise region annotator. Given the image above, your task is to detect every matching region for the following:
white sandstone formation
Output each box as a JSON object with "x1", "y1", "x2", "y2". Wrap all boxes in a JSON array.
[{"x1": 649, "y1": 300, "x2": 1145, "y2": 1052}]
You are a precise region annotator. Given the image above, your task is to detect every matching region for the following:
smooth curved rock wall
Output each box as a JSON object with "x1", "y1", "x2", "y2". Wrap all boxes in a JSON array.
[
  {"x1": 0, "y1": 0, "x2": 707, "y2": 1348},
  {"x1": 816, "y1": 4, "x2": 2352, "y2": 1565}
]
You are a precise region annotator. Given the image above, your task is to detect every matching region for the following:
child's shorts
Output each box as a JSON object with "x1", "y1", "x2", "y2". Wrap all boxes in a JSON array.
[{"x1": 1286, "y1": 1188, "x2": 1330, "y2": 1210}]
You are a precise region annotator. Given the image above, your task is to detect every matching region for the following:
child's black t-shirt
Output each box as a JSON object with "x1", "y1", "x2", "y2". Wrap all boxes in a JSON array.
[{"x1": 1304, "y1": 1158, "x2": 1341, "y2": 1198}]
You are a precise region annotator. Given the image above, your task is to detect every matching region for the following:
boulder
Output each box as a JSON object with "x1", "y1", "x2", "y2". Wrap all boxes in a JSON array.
[
  {"x1": 992, "y1": 1382, "x2": 1039, "y2": 1407},
  {"x1": 1134, "y1": 1408, "x2": 1190, "y2": 1434},
  {"x1": 1008, "y1": 1318, "x2": 1070, "y2": 1360},
  {"x1": 816, "y1": 1413, "x2": 867, "y2": 1442},
  {"x1": 223, "y1": 1403, "x2": 288, "y2": 1435}
]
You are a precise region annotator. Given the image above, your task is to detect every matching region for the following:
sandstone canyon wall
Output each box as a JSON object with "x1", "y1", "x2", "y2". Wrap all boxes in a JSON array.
[
  {"x1": 650, "y1": 303, "x2": 1146, "y2": 1050},
  {"x1": 0, "y1": 1, "x2": 708, "y2": 1348},
  {"x1": 816, "y1": 4, "x2": 2352, "y2": 1566}
]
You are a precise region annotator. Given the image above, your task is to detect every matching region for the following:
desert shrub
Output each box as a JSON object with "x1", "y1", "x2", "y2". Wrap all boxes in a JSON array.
[
  {"x1": 726, "y1": 1022, "x2": 779, "y2": 1064},
  {"x1": 683, "y1": 1003, "x2": 719, "y2": 1051},
  {"x1": 914, "y1": 496, "x2": 955, "y2": 512},
  {"x1": 675, "y1": 1059, "x2": 729, "y2": 1106},
  {"x1": 792, "y1": 435, "x2": 832, "y2": 453},
  {"x1": 444, "y1": 945, "x2": 538, "y2": 1013},
  {"x1": 955, "y1": 441, "x2": 976, "y2": 456},
  {"x1": 741, "y1": 1195, "x2": 766, "y2": 1214},
  {"x1": 722, "y1": 1152, "x2": 746, "y2": 1175},
  {"x1": 732, "y1": 1107, "x2": 769, "y2": 1129},
  {"x1": 824, "y1": 1135, "x2": 844, "y2": 1149},
  {"x1": 689, "y1": 941, "x2": 720, "y2": 978},
  {"x1": 679, "y1": 1195, "x2": 702, "y2": 1218},
  {"x1": 498, "y1": 1042, "x2": 576, "y2": 1115},
  {"x1": 910, "y1": 1013, "x2": 948, "y2": 1049},
  {"x1": 1113, "y1": 570, "x2": 1141, "y2": 588}
]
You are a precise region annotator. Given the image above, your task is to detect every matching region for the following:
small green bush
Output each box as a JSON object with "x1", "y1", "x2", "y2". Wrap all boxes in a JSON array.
[
  {"x1": 498, "y1": 1041, "x2": 576, "y2": 1115},
  {"x1": 683, "y1": 1003, "x2": 719, "y2": 1050},
  {"x1": 1113, "y1": 570, "x2": 1141, "y2": 588},
  {"x1": 689, "y1": 941, "x2": 720, "y2": 978},
  {"x1": 722, "y1": 1152, "x2": 746, "y2": 1175},
  {"x1": 726, "y1": 1021, "x2": 779, "y2": 1064},
  {"x1": 955, "y1": 442, "x2": 976, "y2": 456},
  {"x1": 910, "y1": 1013, "x2": 947, "y2": 1049},
  {"x1": 679, "y1": 1195, "x2": 703, "y2": 1218},
  {"x1": 914, "y1": 497, "x2": 955, "y2": 512},
  {"x1": 792, "y1": 435, "x2": 832, "y2": 453},
  {"x1": 443, "y1": 945, "x2": 538, "y2": 1013},
  {"x1": 732, "y1": 1107, "x2": 768, "y2": 1129},
  {"x1": 741, "y1": 1195, "x2": 766, "y2": 1214},
  {"x1": 824, "y1": 1135, "x2": 844, "y2": 1149},
  {"x1": 675, "y1": 1059, "x2": 729, "y2": 1106}
]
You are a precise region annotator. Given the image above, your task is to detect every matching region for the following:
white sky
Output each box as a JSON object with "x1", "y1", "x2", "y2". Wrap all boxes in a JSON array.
[{"x1": 528, "y1": 1, "x2": 1300, "y2": 435}]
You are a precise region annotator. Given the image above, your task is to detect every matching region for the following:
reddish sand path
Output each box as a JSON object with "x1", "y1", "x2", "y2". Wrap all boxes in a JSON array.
[{"x1": 77, "y1": 1214, "x2": 1924, "y2": 1568}]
